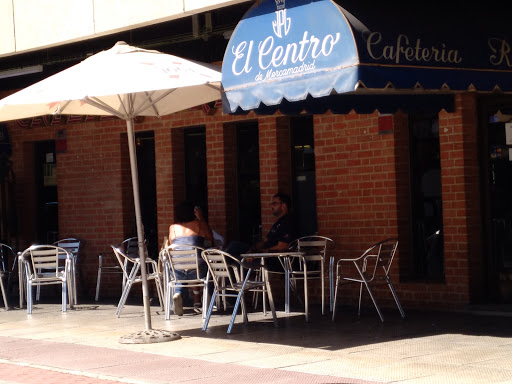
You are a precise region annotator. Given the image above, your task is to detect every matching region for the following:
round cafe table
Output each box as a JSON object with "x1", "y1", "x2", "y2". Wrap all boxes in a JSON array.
[{"x1": 241, "y1": 251, "x2": 305, "y2": 318}]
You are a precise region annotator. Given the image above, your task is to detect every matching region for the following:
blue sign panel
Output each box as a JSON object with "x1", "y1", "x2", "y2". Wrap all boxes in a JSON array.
[
  {"x1": 222, "y1": 0, "x2": 512, "y2": 114},
  {"x1": 222, "y1": 0, "x2": 359, "y2": 112}
]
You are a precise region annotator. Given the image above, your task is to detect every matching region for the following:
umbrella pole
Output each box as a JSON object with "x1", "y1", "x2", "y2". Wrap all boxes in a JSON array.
[
  {"x1": 125, "y1": 118, "x2": 152, "y2": 330},
  {"x1": 119, "y1": 118, "x2": 180, "y2": 344}
]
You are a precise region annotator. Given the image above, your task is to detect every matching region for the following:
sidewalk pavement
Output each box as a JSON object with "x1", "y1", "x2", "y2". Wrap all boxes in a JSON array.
[{"x1": 0, "y1": 299, "x2": 512, "y2": 384}]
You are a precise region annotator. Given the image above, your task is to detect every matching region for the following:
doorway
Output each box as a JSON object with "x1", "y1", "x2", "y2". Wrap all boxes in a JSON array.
[
  {"x1": 485, "y1": 115, "x2": 512, "y2": 303},
  {"x1": 34, "y1": 140, "x2": 58, "y2": 244}
]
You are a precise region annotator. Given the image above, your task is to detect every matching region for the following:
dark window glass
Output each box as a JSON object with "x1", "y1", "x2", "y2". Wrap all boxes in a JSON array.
[
  {"x1": 291, "y1": 116, "x2": 318, "y2": 237},
  {"x1": 236, "y1": 122, "x2": 261, "y2": 244},
  {"x1": 184, "y1": 127, "x2": 208, "y2": 218},
  {"x1": 409, "y1": 115, "x2": 444, "y2": 281}
]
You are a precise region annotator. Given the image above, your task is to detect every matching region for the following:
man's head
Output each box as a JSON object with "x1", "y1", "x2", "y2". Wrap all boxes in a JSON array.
[{"x1": 271, "y1": 193, "x2": 291, "y2": 218}]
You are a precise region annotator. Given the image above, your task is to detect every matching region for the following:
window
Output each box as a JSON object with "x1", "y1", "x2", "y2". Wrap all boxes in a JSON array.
[
  {"x1": 184, "y1": 127, "x2": 208, "y2": 217},
  {"x1": 409, "y1": 114, "x2": 444, "y2": 280},
  {"x1": 291, "y1": 116, "x2": 318, "y2": 237}
]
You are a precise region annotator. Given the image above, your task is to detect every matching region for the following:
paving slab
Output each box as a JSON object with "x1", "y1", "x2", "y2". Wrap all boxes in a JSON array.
[{"x1": 0, "y1": 300, "x2": 512, "y2": 383}]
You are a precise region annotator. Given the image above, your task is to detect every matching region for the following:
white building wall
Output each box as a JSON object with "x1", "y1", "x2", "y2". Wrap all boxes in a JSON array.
[
  {"x1": 0, "y1": 0, "x2": 249, "y2": 58},
  {"x1": 0, "y1": 0, "x2": 16, "y2": 55}
]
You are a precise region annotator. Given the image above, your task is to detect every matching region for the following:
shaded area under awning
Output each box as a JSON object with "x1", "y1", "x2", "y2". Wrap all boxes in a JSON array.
[{"x1": 229, "y1": 93, "x2": 455, "y2": 115}]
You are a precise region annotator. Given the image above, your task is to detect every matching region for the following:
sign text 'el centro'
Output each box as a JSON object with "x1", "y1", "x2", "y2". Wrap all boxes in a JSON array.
[
  {"x1": 224, "y1": 0, "x2": 353, "y2": 87},
  {"x1": 223, "y1": 0, "x2": 512, "y2": 90}
]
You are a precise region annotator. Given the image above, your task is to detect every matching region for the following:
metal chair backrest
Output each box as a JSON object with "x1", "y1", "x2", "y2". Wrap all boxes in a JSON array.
[
  {"x1": 111, "y1": 245, "x2": 137, "y2": 281},
  {"x1": 54, "y1": 238, "x2": 80, "y2": 257},
  {"x1": 298, "y1": 239, "x2": 326, "y2": 255},
  {"x1": 24, "y1": 245, "x2": 70, "y2": 278},
  {"x1": 119, "y1": 237, "x2": 139, "y2": 257},
  {"x1": 287, "y1": 235, "x2": 334, "y2": 271},
  {"x1": 160, "y1": 244, "x2": 205, "y2": 281},
  {"x1": 118, "y1": 237, "x2": 150, "y2": 260},
  {"x1": 201, "y1": 249, "x2": 240, "y2": 290},
  {"x1": 116, "y1": 237, "x2": 149, "y2": 277},
  {"x1": 294, "y1": 235, "x2": 333, "y2": 258},
  {"x1": 0, "y1": 243, "x2": 15, "y2": 272},
  {"x1": 362, "y1": 238, "x2": 398, "y2": 281}
]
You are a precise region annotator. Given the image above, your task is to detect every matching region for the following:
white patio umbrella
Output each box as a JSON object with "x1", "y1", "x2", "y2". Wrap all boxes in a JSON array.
[{"x1": 0, "y1": 41, "x2": 222, "y2": 339}]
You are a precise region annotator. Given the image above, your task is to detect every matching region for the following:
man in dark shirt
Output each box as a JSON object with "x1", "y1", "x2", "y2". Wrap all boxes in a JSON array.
[
  {"x1": 224, "y1": 193, "x2": 296, "y2": 268},
  {"x1": 252, "y1": 193, "x2": 294, "y2": 252}
]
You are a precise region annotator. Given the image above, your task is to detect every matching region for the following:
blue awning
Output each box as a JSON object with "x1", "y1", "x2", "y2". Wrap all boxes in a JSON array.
[{"x1": 221, "y1": 0, "x2": 512, "y2": 114}]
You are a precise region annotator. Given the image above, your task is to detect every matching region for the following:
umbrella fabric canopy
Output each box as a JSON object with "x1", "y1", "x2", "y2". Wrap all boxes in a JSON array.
[
  {"x1": 0, "y1": 41, "x2": 222, "y2": 331},
  {"x1": 0, "y1": 41, "x2": 222, "y2": 120}
]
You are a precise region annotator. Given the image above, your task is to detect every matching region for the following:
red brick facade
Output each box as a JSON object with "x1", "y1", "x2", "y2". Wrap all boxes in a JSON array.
[{"x1": 5, "y1": 93, "x2": 485, "y2": 309}]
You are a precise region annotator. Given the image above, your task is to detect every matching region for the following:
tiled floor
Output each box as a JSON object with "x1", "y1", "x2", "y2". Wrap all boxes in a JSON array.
[{"x1": 0, "y1": 300, "x2": 512, "y2": 383}]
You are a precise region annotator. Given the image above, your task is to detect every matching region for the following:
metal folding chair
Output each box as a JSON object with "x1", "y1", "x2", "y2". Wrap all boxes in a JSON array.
[
  {"x1": 159, "y1": 244, "x2": 209, "y2": 319},
  {"x1": 95, "y1": 237, "x2": 138, "y2": 301},
  {"x1": 286, "y1": 236, "x2": 334, "y2": 321},
  {"x1": 201, "y1": 249, "x2": 277, "y2": 334},
  {"x1": 53, "y1": 238, "x2": 81, "y2": 305},
  {"x1": 332, "y1": 238, "x2": 405, "y2": 322},
  {"x1": 21, "y1": 245, "x2": 72, "y2": 314},
  {"x1": 0, "y1": 243, "x2": 16, "y2": 310},
  {"x1": 111, "y1": 244, "x2": 164, "y2": 317}
]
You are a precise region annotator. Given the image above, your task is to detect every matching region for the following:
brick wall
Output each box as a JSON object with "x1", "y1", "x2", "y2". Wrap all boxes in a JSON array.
[
  {"x1": 438, "y1": 93, "x2": 480, "y2": 304},
  {"x1": 313, "y1": 111, "x2": 401, "y2": 306},
  {"x1": 6, "y1": 96, "x2": 481, "y2": 310},
  {"x1": 314, "y1": 111, "x2": 399, "y2": 251}
]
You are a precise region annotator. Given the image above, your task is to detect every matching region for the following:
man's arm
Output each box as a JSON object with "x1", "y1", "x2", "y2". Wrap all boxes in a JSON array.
[
  {"x1": 195, "y1": 206, "x2": 214, "y2": 244},
  {"x1": 248, "y1": 239, "x2": 265, "y2": 252},
  {"x1": 266, "y1": 241, "x2": 289, "y2": 251}
]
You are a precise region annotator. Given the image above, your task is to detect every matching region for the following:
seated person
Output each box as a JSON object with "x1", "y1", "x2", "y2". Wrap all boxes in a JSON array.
[
  {"x1": 169, "y1": 201, "x2": 213, "y2": 315},
  {"x1": 225, "y1": 193, "x2": 296, "y2": 270}
]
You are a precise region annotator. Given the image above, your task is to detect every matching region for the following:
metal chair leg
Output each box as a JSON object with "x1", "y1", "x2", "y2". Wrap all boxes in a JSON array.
[
  {"x1": 165, "y1": 282, "x2": 172, "y2": 320},
  {"x1": 116, "y1": 266, "x2": 138, "y2": 317},
  {"x1": 361, "y1": 281, "x2": 384, "y2": 322},
  {"x1": 329, "y1": 256, "x2": 334, "y2": 312},
  {"x1": 386, "y1": 276, "x2": 406, "y2": 318},
  {"x1": 116, "y1": 282, "x2": 133, "y2": 317},
  {"x1": 331, "y1": 278, "x2": 339, "y2": 321},
  {"x1": 202, "y1": 282, "x2": 208, "y2": 320},
  {"x1": 303, "y1": 263, "x2": 309, "y2": 322},
  {"x1": 202, "y1": 289, "x2": 217, "y2": 331},
  {"x1": 95, "y1": 257, "x2": 102, "y2": 301},
  {"x1": 0, "y1": 273, "x2": 8, "y2": 310},
  {"x1": 264, "y1": 270, "x2": 278, "y2": 327},
  {"x1": 18, "y1": 255, "x2": 25, "y2": 309},
  {"x1": 27, "y1": 282, "x2": 33, "y2": 314},
  {"x1": 151, "y1": 265, "x2": 164, "y2": 311},
  {"x1": 320, "y1": 260, "x2": 325, "y2": 316},
  {"x1": 228, "y1": 291, "x2": 243, "y2": 334},
  {"x1": 62, "y1": 280, "x2": 68, "y2": 313}
]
